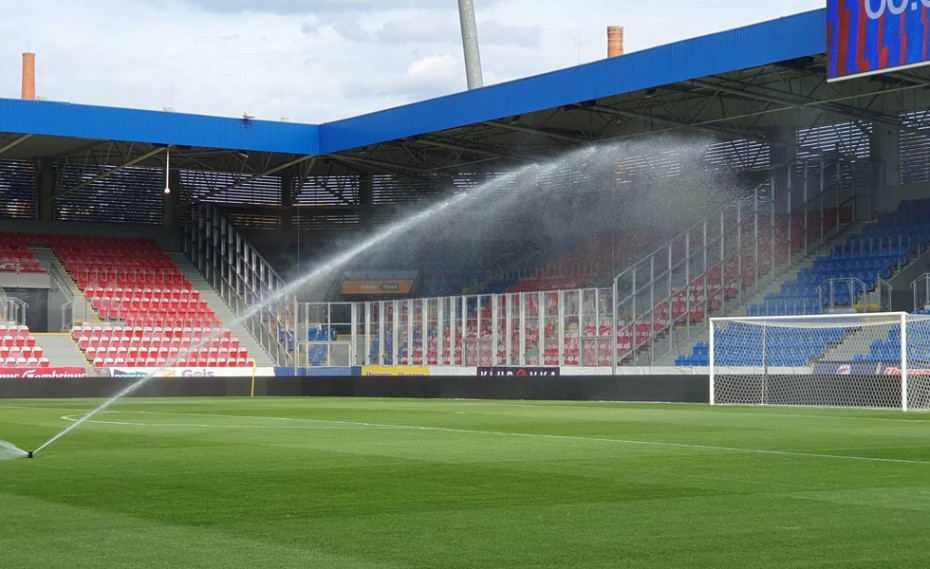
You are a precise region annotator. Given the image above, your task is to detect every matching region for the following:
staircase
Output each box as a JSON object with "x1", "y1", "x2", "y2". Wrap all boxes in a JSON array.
[
  {"x1": 30, "y1": 248, "x2": 96, "y2": 326},
  {"x1": 34, "y1": 333, "x2": 91, "y2": 374},
  {"x1": 169, "y1": 254, "x2": 275, "y2": 367},
  {"x1": 821, "y1": 323, "x2": 889, "y2": 363}
]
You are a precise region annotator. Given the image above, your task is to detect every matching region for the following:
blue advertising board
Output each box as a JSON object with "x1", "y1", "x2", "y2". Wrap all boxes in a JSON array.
[{"x1": 828, "y1": 0, "x2": 930, "y2": 81}]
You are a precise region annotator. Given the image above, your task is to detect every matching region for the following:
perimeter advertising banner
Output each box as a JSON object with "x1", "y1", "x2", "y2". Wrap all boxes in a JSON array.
[
  {"x1": 362, "y1": 366, "x2": 430, "y2": 376},
  {"x1": 341, "y1": 280, "x2": 415, "y2": 295},
  {"x1": 828, "y1": 0, "x2": 930, "y2": 81},
  {"x1": 0, "y1": 367, "x2": 87, "y2": 378},
  {"x1": 477, "y1": 367, "x2": 560, "y2": 377},
  {"x1": 109, "y1": 367, "x2": 272, "y2": 378}
]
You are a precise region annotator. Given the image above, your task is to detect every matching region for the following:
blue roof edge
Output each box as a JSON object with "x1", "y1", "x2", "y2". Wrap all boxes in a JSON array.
[
  {"x1": 319, "y1": 9, "x2": 826, "y2": 153},
  {"x1": 0, "y1": 9, "x2": 825, "y2": 158},
  {"x1": 0, "y1": 98, "x2": 319, "y2": 154}
]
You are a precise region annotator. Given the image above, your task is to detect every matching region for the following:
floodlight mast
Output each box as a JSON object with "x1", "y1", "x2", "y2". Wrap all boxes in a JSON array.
[{"x1": 457, "y1": 0, "x2": 484, "y2": 90}]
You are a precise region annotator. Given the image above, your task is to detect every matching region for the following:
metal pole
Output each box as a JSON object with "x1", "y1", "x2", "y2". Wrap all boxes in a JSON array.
[
  {"x1": 457, "y1": 0, "x2": 484, "y2": 89},
  {"x1": 612, "y1": 276, "x2": 619, "y2": 376},
  {"x1": 708, "y1": 318, "x2": 716, "y2": 405},
  {"x1": 902, "y1": 312, "x2": 909, "y2": 412}
]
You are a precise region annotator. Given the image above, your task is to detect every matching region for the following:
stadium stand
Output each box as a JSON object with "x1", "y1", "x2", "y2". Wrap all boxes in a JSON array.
[
  {"x1": 0, "y1": 322, "x2": 49, "y2": 368},
  {"x1": 1, "y1": 232, "x2": 254, "y2": 370},
  {"x1": 676, "y1": 200, "x2": 927, "y2": 366},
  {"x1": 0, "y1": 234, "x2": 44, "y2": 273}
]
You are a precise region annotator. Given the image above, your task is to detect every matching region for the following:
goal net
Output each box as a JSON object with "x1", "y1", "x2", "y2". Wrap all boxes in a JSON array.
[{"x1": 710, "y1": 312, "x2": 930, "y2": 411}]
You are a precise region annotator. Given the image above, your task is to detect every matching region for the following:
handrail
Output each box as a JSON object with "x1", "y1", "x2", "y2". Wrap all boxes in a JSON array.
[
  {"x1": 911, "y1": 273, "x2": 930, "y2": 311},
  {"x1": 0, "y1": 297, "x2": 28, "y2": 325},
  {"x1": 183, "y1": 203, "x2": 294, "y2": 366},
  {"x1": 819, "y1": 277, "x2": 869, "y2": 308}
]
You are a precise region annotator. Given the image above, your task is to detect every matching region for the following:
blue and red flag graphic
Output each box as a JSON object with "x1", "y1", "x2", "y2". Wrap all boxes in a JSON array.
[{"x1": 828, "y1": 0, "x2": 930, "y2": 80}]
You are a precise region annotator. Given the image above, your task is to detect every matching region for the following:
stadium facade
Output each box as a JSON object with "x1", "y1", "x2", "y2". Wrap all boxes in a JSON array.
[{"x1": 2, "y1": 7, "x2": 930, "y2": 382}]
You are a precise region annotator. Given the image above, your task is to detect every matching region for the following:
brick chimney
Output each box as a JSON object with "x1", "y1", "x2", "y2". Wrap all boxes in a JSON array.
[
  {"x1": 607, "y1": 26, "x2": 624, "y2": 58},
  {"x1": 22, "y1": 52, "x2": 36, "y2": 100}
]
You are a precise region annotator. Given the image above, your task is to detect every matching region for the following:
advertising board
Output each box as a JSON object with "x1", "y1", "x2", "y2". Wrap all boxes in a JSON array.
[{"x1": 828, "y1": 0, "x2": 930, "y2": 81}]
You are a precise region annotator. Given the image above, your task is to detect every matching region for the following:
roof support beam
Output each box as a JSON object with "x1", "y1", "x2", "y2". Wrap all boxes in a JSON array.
[
  {"x1": 0, "y1": 134, "x2": 32, "y2": 158},
  {"x1": 57, "y1": 146, "x2": 167, "y2": 198},
  {"x1": 328, "y1": 154, "x2": 435, "y2": 177},
  {"x1": 482, "y1": 121, "x2": 587, "y2": 144},
  {"x1": 196, "y1": 155, "x2": 317, "y2": 201},
  {"x1": 692, "y1": 79, "x2": 905, "y2": 129}
]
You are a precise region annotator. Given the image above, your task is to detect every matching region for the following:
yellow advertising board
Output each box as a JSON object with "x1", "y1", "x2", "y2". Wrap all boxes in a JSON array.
[
  {"x1": 341, "y1": 280, "x2": 415, "y2": 295},
  {"x1": 362, "y1": 366, "x2": 430, "y2": 377}
]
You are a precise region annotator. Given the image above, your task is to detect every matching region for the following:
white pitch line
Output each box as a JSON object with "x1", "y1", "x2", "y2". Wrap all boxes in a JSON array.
[
  {"x1": 58, "y1": 414, "x2": 353, "y2": 430},
  {"x1": 65, "y1": 409, "x2": 930, "y2": 466}
]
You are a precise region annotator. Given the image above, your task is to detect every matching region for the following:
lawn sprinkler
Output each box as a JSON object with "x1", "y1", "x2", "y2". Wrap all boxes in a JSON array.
[{"x1": 26, "y1": 450, "x2": 34, "y2": 459}]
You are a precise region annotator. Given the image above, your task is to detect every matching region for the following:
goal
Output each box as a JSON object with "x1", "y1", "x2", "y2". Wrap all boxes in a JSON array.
[{"x1": 709, "y1": 312, "x2": 930, "y2": 411}]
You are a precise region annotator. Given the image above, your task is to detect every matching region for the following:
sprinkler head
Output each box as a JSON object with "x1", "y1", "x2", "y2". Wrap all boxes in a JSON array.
[{"x1": 26, "y1": 451, "x2": 33, "y2": 459}]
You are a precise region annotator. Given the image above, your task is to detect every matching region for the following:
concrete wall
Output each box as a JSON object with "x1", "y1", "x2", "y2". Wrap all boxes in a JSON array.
[
  {"x1": 875, "y1": 181, "x2": 930, "y2": 213},
  {"x1": 0, "y1": 219, "x2": 178, "y2": 251},
  {"x1": 0, "y1": 375, "x2": 711, "y2": 403}
]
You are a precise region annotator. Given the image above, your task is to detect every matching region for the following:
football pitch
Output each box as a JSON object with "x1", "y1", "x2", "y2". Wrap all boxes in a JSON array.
[{"x1": 2, "y1": 397, "x2": 929, "y2": 568}]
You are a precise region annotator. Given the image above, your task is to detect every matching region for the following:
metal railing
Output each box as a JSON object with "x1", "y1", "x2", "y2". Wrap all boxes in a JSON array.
[
  {"x1": 611, "y1": 159, "x2": 858, "y2": 366},
  {"x1": 912, "y1": 273, "x2": 930, "y2": 311},
  {"x1": 183, "y1": 203, "x2": 294, "y2": 366},
  {"x1": 0, "y1": 296, "x2": 27, "y2": 325},
  {"x1": 819, "y1": 277, "x2": 869, "y2": 310}
]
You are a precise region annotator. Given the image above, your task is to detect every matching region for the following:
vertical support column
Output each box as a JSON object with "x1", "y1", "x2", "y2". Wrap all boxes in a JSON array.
[
  {"x1": 36, "y1": 159, "x2": 54, "y2": 221},
  {"x1": 492, "y1": 295, "x2": 500, "y2": 366},
  {"x1": 460, "y1": 296, "x2": 467, "y2": 366},
  {"x1": 293, "y1": 298, "x2": 300, "y2": 375},
  {"x1": 754, "y1": 183, "x2": 761, "y2": 287},
  {"x1": 421, "y1": 299, "x2": 428, "y2": 366},
  {"x1": 819, "y1": 160, "x2": 826, "y2": 244},
  {"x1": 835, "y1": 162, "x2": 842, "y2": 233},
  {"x1": 708, "y1": 318, "x2": 716, "y2": 405},
  {"x1": 505, "y1": 294, "x2": 513, "y2": 365},
  {"x1": 389, "y1": 300, "x2": 397, "y2": 366},
  {"x1": 519, "y1": 292, "x2": 526, "y2": 367},
  {"x1": 786, "y1": 166, "x2": 793, "y2": 267},
  {"x1": 406, "y1": 299, "x2": 414, "y2": 365},
  {"x1": 870, "y1": 125, "x2": 900, "y2": 217},
  {"x1": 803, "y1": 160, "x2": 810, "y2": 256},
  {"x1": 364, "y1": 301, "x2": 372, "y2": 366},
  {"x1": 901, "y1": 312, "x2": 909, "y2": 412},
  {"x1": 537, "y1": 291, "x2": 544, "y2": 366},
  {"x1": 359, "y1": 174, "x2": 374, "y2": 226},
  {"x1": 437, "y1": 298, "x2": 445, "y2": 367},
  {"x1": 557, "y1": 290, "x2": 565, "y2": 366},
  {"x1": 611, "y1": 277, "x2": 618, "y2": 376}
]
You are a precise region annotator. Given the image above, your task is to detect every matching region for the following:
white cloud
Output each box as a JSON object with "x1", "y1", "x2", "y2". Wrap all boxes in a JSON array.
[{"x1": 0, "y1": 0, "x2": 824, "y2": 123}]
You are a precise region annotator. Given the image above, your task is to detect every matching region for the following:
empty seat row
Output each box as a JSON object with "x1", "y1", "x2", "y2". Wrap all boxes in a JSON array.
[{"x1": 1, "y1": 357, "x2": 50, "y2": 368}]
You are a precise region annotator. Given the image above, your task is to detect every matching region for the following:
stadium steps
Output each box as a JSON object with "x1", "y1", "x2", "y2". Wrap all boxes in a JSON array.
[
  {"x1": 29, "y1": 248, "x2": 96, "y2": 324},
  {"x1": 654, "y1": 224, "x2": 867, "y2": 366},
  {"x1": 821, "y1": 324, "x2": 889, "y2": 363},
  {"x1": 168, "y1": 255, "x2": 275, "y2": 368},
  {"x1": 34, "y1": 333, "x2": 92, "y2": 374}
]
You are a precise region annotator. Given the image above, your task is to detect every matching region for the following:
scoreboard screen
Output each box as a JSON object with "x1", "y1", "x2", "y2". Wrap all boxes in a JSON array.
[{"x1": 828, "y1": 0, "x2": 930, "y2": 81}]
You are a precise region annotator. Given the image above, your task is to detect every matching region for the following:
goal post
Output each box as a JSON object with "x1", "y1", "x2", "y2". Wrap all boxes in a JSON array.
[{"x1": 709, "y1": 312, "x2": 930, "y2": 411}]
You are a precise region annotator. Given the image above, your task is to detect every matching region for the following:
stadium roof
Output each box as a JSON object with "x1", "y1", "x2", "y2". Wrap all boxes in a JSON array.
[{"x1": 1, "y1": 8, "x2": 930, "y2": 192}]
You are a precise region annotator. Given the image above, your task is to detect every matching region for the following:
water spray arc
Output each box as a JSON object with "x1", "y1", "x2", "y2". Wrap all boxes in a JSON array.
[
  {"x1": 21, "y1": 137, "x2": 732, "y2": 457},
  {"x1": 27, "y1": 155, "x2": 578, "y2": 456}
]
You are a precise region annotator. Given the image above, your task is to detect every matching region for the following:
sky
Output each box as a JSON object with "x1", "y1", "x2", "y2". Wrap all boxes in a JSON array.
[{"x1": 0, "y1": 0, "x2": 823, "y2": 124}]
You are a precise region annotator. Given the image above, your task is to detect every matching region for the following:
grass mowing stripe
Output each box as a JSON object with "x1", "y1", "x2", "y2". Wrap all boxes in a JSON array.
[{"x1": 64, "y1": 408, "x2": 930, "y2": 466}]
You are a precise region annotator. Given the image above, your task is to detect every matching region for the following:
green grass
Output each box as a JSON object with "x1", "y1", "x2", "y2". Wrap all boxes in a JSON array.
[{"x1": 2, "y1": 397, "x2": 930, "y2": 568}]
